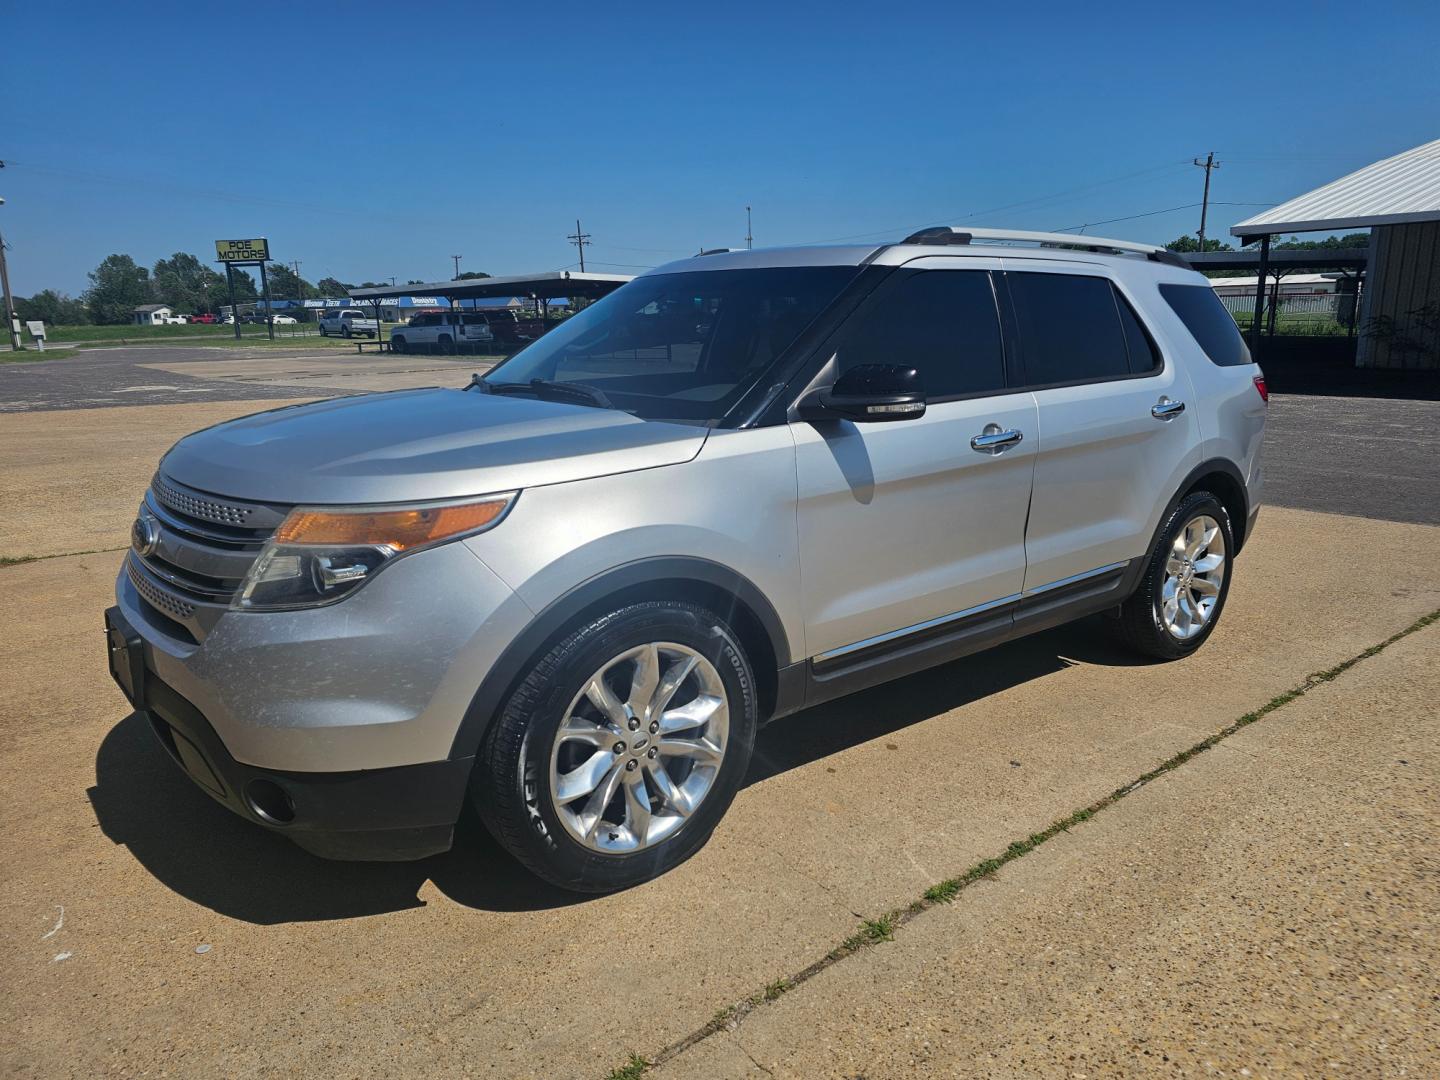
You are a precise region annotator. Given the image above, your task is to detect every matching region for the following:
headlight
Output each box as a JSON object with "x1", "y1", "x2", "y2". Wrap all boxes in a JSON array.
[{"x1": 234, "y1": 493, "x2": 516, "y2": 611}]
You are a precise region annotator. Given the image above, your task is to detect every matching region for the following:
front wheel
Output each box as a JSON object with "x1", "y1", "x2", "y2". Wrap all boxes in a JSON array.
[
  {"x1": 390, "y1": 336, "x2": 406, "y2": 354},
  {"x1": 474, "y1": 601, "x2": 758, "y2": 892},
  {"x1": 1114, "y1": 491, "x2": 1234, "y2": 660},
  {"x1": 342, "y1": 325, "x2": 352, "y2": 338}
]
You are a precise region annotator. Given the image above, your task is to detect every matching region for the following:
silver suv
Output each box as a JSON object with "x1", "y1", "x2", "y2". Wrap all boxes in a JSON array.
[{"x1": 105, "y1": 227, "x2": 1268, "y2": 891}]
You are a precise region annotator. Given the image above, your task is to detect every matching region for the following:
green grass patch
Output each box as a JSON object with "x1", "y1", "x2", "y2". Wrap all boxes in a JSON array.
[
  {"x1": 605, "y1": 1053, "x2": 648, "y2": 1080},
  {"x1": 0, "y1": 546, "x2": 127, "y2": 569}
]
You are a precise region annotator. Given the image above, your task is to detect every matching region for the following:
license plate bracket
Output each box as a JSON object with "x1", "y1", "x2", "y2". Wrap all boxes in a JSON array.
[{"x1": 104, "y1": 606, "x2": 147, "y2": 707}]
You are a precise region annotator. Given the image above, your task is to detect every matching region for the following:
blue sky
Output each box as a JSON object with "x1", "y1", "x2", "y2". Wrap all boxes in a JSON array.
[{"x1": 4, "y1": 0, "x2": 1438, "y2": 295}]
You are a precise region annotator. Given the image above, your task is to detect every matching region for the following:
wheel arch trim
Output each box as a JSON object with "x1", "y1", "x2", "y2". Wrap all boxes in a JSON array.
[{"x1": 448, "y1": 556, "x2": 790, "y2": 760}]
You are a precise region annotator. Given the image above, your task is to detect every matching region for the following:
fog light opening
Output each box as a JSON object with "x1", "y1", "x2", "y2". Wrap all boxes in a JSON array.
[{"x1": 245, "y1": 779, "x2": 296, "y2": 825}]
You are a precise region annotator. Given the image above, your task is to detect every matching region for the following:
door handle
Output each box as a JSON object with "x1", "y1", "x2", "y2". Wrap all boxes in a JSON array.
[
  {"x1": 970, "y1": 425, "x2": 1024, "y2": 453},
  {"x1": 1151, "y1": 398, "x2": 1186, "y2": 420}
]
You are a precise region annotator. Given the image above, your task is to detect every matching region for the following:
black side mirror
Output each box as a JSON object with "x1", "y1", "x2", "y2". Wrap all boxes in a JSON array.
[{"x1": 798, "y1": 363, "x2": 926, "y2": 423}]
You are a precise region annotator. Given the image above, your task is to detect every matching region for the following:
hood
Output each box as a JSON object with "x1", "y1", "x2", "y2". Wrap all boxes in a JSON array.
[{"x1": 160, "y1": 388, "x2": 709, "y2": 504}]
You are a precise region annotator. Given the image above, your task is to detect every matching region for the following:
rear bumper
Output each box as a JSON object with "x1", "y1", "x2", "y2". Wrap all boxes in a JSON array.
[{"x1": 106, "y1": 605, "x2": 471, "y2": 861}]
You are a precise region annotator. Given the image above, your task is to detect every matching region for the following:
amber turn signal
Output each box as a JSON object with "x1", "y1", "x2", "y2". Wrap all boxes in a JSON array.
[{"x1": 274, "y1": 497, "x2": 513, "y2": 551}]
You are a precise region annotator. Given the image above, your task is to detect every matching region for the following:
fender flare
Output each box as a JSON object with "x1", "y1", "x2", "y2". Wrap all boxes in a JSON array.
[
  {"x1": 1168, "y1": 457, "x2": 1251, "y2": 551},
  {"x1": 448, "y1": 556, "x2": 791, "y2": 760}
]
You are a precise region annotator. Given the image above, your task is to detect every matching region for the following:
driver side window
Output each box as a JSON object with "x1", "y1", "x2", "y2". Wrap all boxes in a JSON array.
[{"x1": 835, "y1": 269, "x2": 1007, "y2": 399}]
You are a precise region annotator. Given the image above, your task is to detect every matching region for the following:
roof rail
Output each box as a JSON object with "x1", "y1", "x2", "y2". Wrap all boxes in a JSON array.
[{"x1": 900, "y1": 226, "x2": 1190, "y2": 268}]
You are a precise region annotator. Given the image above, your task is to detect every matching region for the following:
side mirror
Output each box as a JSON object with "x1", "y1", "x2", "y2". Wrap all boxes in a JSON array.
[{"x1": 798, "y1": 363, "x2": 926, "y2": 423}]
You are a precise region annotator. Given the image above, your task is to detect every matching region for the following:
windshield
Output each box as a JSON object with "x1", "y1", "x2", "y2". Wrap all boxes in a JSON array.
[{"x1": 482, "y1": 267, "x2": 858, "y2": 423}]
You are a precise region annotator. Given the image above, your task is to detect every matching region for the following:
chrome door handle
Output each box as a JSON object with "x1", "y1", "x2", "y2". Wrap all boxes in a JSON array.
[
  {"x1": 970, "y1": 425, "x2": 1024, "y2": 453},
  {"x1": 1151, "y1": 398, "x2": 1186, "y2": 420}
]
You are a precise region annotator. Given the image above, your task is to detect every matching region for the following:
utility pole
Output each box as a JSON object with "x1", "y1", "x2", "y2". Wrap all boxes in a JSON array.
[
  {"x1": 567, "y1": 219, "x2": 591, "y2": 272},
  {"x1": 745, "y1": 205, "x2": 753, "y2": 250},
  {"x1": 0, "y1": 198, "x2": 18, "y2": 351},
  {"x1": 291, "y1": 260, "x2": 304, "y2": 302},
  {"x1": 1193, "y1": 152, "x2": 1220, "y2": 251},
  {"x1": 450, "y1": 254, "x2": 463, "y2": 279}
]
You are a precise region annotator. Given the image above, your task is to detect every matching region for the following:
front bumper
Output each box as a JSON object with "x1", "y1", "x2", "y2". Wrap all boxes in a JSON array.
[{"x1": 106, "y1": 605, "x2": 471, "y2": 860}]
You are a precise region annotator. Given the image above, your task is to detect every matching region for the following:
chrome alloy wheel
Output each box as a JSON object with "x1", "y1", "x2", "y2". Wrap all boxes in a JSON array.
[
  {"x1": 1161, "y1": 514, "x2": 1227, "y2": 640},
  {"x1": 548, "y1": 642, "x2": 730, "y2": 854}
]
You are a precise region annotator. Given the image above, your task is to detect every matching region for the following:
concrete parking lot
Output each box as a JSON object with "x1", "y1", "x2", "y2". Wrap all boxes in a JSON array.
[{"x1": 2, "y1": 346, "x2": 1438, "y2": 1078}]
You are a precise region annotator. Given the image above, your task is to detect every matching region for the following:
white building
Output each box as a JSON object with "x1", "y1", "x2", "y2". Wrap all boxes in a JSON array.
[{"x1": 133, "y1": 304, "x2": 174, "y2": 326}]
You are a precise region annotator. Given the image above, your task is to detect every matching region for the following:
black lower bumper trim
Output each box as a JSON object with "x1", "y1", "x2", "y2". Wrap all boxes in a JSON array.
[{"x1": 105, "y1": 606, "x2": 472, "y2": 861}]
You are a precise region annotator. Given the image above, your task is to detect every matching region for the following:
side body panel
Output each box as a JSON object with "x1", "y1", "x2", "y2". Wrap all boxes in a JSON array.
[
  {"x1": 1006, "y1": 258, "x2": 1204, "y2": 590},
  {"x1": 464, "y1": 425, "x2": 808, "y2": 662}
]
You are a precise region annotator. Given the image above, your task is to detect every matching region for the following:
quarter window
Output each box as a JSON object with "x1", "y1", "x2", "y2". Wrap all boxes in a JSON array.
[
  {"x1": 1159, "y1": 283, "x2": 1253, "y2": 367},
  {"x1": 1008, "y1": 272, "x2": 1131, "y2": 385},
  {"x1": 836, "y1": 270, "x2": 1006, "y2": 398},
  {"x1": 1115, "y1": 289, "x2": 1162, "y2": 373}
]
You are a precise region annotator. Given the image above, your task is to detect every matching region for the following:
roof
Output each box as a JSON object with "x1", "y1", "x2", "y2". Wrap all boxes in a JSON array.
[
  {"x1": 349, "y1": 270, "x2": 631, "y2": 303},
  {"x1": 1184, "y1": 248, "x2": 1368, "y2": 273},
  {"x1": 1232, "y1": 138, "x2": 1440, "y2": 237},
  {"x1": 1207, "y1": 273, "x2": 1339, "y2": 288},
  {"x1": 133, "y1": 304, "x2": 170, "y2": 312}
]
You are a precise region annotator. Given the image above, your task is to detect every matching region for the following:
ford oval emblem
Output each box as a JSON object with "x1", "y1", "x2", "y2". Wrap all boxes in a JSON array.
[{"x1": 131, "y1": 515, "x2": 160, "y2": 557}]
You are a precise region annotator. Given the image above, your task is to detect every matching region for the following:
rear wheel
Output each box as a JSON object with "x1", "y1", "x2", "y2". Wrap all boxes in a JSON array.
[
  {"x1": 1114, "y1": 491, "x2": 1233, "y2": 660},
  {"x1": 438, "y1": 334, "x2": 454, "y2": 355},
  {"x1": 474, "y1": 601, "x2": 758, "y2": 892},
  {"x1": 342, "y1": 325, "x2": 352, "y2": 339},
  {"x1": 390, "y1": 336, "x2": 406, "y2": 354}
]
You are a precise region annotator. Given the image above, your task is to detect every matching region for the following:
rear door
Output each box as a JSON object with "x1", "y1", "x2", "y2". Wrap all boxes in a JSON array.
[
  {"x1": 792, "y1": 259, "x2": 1038, "y2": 660},
  {"x1": 1003, "y1": 261, "x2": 1200, "y2": 591}
]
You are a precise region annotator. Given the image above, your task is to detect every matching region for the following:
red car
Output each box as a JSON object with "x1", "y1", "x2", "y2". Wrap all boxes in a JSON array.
[{"x1": 188, "y1": 313, "x2": 218, "y2": 324}]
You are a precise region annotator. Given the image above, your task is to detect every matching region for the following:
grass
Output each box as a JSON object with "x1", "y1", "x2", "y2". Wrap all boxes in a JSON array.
[
  {"x1": 0, "y1": 546, "x2": 127, "y2": 569},
  {"x1": 600, "y1": 606, "x2": 1440, "y2": 1079}
]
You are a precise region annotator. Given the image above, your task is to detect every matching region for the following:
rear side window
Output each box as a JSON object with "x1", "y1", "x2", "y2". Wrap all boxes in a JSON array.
[
  {"x1": 1008, "y1": 272, "x2": 1130, "y2": 386},
  {"x1": 837, "y1": 270, "x2": 1006, "y2": 398},
  {"x1": 1159, "y1": 283, "x2": 1252, "y2": 366},
  {"x1": 1115, "y1": 290, "x2": 1162, "y2": 373}
]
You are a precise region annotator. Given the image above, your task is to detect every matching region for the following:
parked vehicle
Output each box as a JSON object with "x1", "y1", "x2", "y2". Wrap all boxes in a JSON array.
[
  {"x1": 106, "y1": 227, "x2": 1266, "y2": 892},
  {"x1": 189, "y1": 313, "x2": 218, "y2": 325},
  {"x1": 390, "y1": 311, "x2": 496, "y2": 354},
  {"x1": 161, "y1": 314, "x2": 189, "y2": 325},
  {"x1": 269, "y1": 314, "x2": 298, "y2": 325},
  {"x1": 318, "y1": 308, "x2": 379, "y2": 338}
]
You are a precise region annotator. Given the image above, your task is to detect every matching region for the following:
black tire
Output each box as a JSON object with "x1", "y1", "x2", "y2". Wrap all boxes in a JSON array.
[
  {"x1": 391, "y1": 336, "x2": 406, "y2": 354},
  {"x1": 342, "y1": 325, "x2": 352, "y2": 339},
  {"x1": 438, "y1": 334, "x2": 454, "y2": 355},
  {"x1": 319, "y1": 327, "x2": 328, "y2": 337},
  {"x1": 473, "y1": 600, "x2": 758, "y2": 892},
  {"x1": 1114, "y1": 491, "x2": 1234, "y2": 660}
]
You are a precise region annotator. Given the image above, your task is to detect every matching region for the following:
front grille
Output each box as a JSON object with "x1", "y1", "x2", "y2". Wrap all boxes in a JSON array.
[
  {"x1": 128, "y1": 476, "x2": 290, "y2": 632},
  {"x1": 152, "y1": 477, "x2": 256, "y2": 527},
  {"x1": 127, "y1": 557, "x2": 197, "y2": 619}
]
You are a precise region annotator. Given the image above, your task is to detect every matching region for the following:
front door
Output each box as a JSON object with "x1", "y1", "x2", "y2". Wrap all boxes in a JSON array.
[{"x1": 792, "y1": 262, "x2": 1037, "y2": 660}]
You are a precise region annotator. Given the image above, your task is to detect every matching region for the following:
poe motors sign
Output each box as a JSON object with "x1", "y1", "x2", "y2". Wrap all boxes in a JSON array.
[{"x1": 215, "y1": 237, "x2": 270, "y2": 262}]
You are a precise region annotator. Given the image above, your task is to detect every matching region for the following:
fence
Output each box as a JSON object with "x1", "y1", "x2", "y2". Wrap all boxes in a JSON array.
[{"x1": 1219, "y1": 290, "x2": 1359, "y2": 337}]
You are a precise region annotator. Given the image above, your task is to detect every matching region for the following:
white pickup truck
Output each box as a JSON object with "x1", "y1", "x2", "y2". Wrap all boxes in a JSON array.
[
  {"x1": 317, "y1": 308, "x2": 379, "y2": 338},
  {"x1": 388, "y1": 311, "x2": 496, "y2": 354}
]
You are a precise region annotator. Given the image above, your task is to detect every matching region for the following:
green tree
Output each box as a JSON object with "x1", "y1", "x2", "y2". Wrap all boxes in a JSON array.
[
  {"x1": 314, "y1": 277, "x2": 352, "y2": 298},
  {"x1": 264, "y1": 263, "x2": 314, "y2": 301},
  {"x1": 206, "y1": 267, "x2": 258, "y2": 314},
  {"x1": 152, "y1": 252, "x2": 222, "y2": 313},
  {"x1": 455, "y1": 270, "x2": 491, "y2": 280},
  {"x1": 16, "y1": 289, "x2": 89, "y2": 326},
  {"x1": 1274, "y1": 232, "x2": 1369, "y2": 250},
  {"x1": 84, "y1": 254, "x2": 152, "y2": 324},
  {"x1": 1165, "y1": 235, "x2": 1234, "y2": 253}
]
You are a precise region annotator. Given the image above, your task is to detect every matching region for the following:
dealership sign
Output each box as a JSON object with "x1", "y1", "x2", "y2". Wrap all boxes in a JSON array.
[{"x1": 215, "y1": 238, "x2": 270, "y2": 262}]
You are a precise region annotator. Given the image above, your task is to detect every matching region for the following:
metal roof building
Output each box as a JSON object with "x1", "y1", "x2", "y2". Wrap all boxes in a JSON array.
[{"x1": 1232, "y1": 138, "x2": 1440, "y2": 370}]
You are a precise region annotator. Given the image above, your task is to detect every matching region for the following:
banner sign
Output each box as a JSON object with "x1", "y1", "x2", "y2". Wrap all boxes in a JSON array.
[{"x1": 215, "y1": 238, "x2": 270, "y2": 262}]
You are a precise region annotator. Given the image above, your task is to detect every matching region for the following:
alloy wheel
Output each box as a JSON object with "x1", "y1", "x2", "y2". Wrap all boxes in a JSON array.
[
  {"x1": 548, "y1": 642, "x2": 729, "y2": 854},
  {"x1": 1161, "y1": 514, "x2": 1226, "y2": 640}
]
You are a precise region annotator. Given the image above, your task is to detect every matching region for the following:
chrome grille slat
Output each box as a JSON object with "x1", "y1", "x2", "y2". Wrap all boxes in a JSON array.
[
  {"x1": 144, "y1": 493, "x2": 267, "y2": 548},
  {"x1": 127, "y1": 557, "x2": 197, "y2": 620}
]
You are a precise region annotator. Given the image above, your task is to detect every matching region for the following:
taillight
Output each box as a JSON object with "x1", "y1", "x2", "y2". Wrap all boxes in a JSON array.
[{"x1": 1253, "y1": 374, "x2": 1269, "y2": 403}]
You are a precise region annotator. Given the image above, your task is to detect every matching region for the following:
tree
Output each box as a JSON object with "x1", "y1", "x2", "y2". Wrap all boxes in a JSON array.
[
  {"x1": 16, "y1": 289, "x2": 89, "y2": 326},
  {"x1": 152, "y1": 252, "x2": 221, "y2": 313},
  {"x1": 206, "y1": 267, "x2": 257, "y2": 314},
  {"x1": 455, "y1": 270, "x2": 492, "y2": 280},
  {"x1": 1274, "y1": 233, "x2": 1369, "y2": 250},
  {"x1": 1165, "y1": 235, "x2": 1233, "y2": 253},
  {"x1": 314, "y1": 277, "x2": 352, "y2": 298},
  {"x1": 264, "y1": 263, "x2": 314, "y2": 301},
  {"x1": 85, "y1": 254, "x2": 152, "y2": 324}
]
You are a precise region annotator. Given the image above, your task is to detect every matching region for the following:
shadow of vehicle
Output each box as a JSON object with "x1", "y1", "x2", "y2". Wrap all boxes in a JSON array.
[{"x1": 89, "y1": 616, "x2": 1148, "y2": 923}]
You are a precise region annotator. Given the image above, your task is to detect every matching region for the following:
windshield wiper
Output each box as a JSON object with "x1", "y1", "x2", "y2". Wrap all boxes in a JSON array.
[{"x1": 483, "y1": 378, "x2": 614, "y2": 409}]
